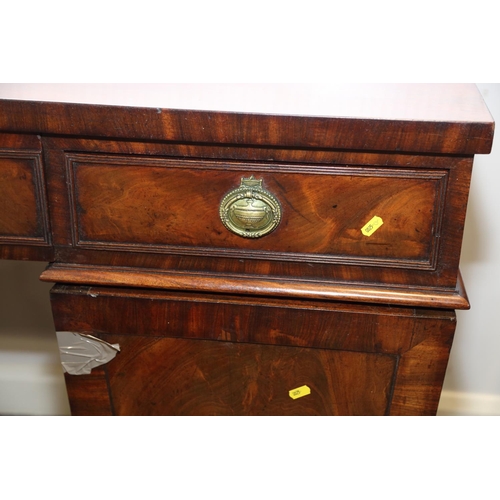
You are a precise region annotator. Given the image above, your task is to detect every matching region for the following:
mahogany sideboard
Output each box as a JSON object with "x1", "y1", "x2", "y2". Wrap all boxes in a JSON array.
[{"x1": 0, "y1": 84, "x2": 494, "y2": 415}]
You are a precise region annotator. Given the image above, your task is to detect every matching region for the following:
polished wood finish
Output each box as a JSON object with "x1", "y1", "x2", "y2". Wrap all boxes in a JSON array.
[
  {"x1": 52, "y1": 285, "x2": 455, "y2": 416},
  {"x1": 0, "y1": 83, "x2": 492, "y2": 121},
  {"x1": 35, "y1": 133, "x2": 475, "y2": 292},
  {"x1": 0, "y1": 133, "x2": 52, "y2": 261},
  {"x1": 40, "y1": 264, "x2": 470, "y2": 309},
  {"x1": 104, "y1": 337, "x2": 395, "y2": 416},
  {"x1": 0, "y1": 84, "x2": 494, "y2": 415},
  {"x1": 0, "y1": 84, "x2": 494, "y2": 154},
  {"x1": 70, "y1": 158, "x2": 445, "y2": 261},
  {"x1": 64, "y1": 368, "x2": 113, "y2": 416}
]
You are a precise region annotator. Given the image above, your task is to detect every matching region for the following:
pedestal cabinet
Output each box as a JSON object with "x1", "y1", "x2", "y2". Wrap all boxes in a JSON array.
[{"x1": 0, "y1": 84, "x2": 494, "y2": 415}]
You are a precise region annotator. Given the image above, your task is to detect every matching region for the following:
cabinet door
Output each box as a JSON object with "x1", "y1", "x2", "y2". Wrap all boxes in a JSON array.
[
  {"x1": 52, "y1": 286, "x2": 456, "y2": 416},
  {"x1": 99, "y1": 335, "x2": 396, "y2": 416}
]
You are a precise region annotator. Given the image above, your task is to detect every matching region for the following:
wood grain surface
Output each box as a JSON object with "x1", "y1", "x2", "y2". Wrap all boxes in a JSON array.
[
  {"x1": 35, "y1": 133, "x2": 474, "y2": 291},
  {"x1": 69, "y1": 157, "x2": 444, "y2": 262},
  {"x1": 1, "y1": 85, "x2": 488, "y2": 416},
  {"x1": 53, "y1": 285, "x2": 456, "y2": 416},
  {"x1": 43, "y1": 264, "x2": 470, "y2": 309},
  {"x1": 0, "y1": 133, "x2": 52, "y2": 259},
  {"x1": 0, "y1": 84, "x2": 492, "y2": 122},
  {"x1": 0, "y1": 84, "x2": 494, "y2": 154},
  {"x1": 103, "y1": 336, "x2": 396, "y2": 416}
]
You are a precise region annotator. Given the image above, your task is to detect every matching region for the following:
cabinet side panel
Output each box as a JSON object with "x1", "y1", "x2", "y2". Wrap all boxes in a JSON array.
[
  {"x1": 64, "y1": 368, "x2": 113, "y2": 416},
  {"x1": 389, "y1": 312, "x2": 456, "y2": 415}
]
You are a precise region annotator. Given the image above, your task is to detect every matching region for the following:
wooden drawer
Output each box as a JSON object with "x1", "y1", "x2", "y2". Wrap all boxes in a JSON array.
[
  {"x1": 51, "y1": 284, "x2": 457, "y2": 416},
  {"x1": 1, "y1": 85, "x2": 493, "y2": 417},
  {"x1": 0, "y1": 134, "x2": 52, "y2": 261},
  {"x1": 68, "y1": 154, "x2": 447, "y2": 267},
  {"x1": 40, "y1": 137, "x2": 473, "y2": 295}
]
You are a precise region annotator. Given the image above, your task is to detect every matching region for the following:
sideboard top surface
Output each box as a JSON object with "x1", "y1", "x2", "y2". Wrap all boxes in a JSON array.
[{"x1": 0, "y1": 84, "x2": 494, "y2": 155}]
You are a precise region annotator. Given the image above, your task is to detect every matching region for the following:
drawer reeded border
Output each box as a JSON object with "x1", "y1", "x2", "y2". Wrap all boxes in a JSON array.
[
  {"x1": 65, "y1": 153, "x2": 448, "y2": 272},
  {"x1": 0, "y1": 151, "x2": 51, "y2": 246}
]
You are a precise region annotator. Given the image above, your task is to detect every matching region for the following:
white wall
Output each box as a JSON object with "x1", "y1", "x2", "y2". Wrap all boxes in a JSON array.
[
  {"x1": 0, "y1": 84, "x2": 498, "y2": 415},
  {"x1": 438, "y1": 83, "x2": 500, "y2": 415},
  {"x1": 0, "y1": 261, "x2": 70, "y2": 415}
]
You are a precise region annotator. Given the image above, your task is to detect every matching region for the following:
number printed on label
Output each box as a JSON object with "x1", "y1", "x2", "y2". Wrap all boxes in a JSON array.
[
  {"x1": 361, "y1": 216, "x2": 384, "y2": 237},
  {"x1": 289, "y1": 385, "x2": 311, "y2": 400}
]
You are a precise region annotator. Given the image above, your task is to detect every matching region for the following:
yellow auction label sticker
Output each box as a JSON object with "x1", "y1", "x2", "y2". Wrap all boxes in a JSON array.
[
  {"x1": 289, "y1": 385, "x2": 311, "y2": 400},
  {"x1": 361, "y1": 216, "x2": 384, "y2": 237}
]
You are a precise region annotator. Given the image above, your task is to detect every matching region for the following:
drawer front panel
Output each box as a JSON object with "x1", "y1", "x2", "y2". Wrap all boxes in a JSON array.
[
  {"x1": 0, "y1": 152, "x2": 50, "y2": 246},
  {"x1": 67, "y1": 154, "x2": 447, "y2": 270},
  {"x1": 50, "y1": 285, "x2": 419, "y2": 353}
]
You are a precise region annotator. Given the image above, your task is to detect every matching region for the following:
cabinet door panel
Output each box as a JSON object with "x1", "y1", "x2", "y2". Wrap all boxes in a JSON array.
[{"x1": 102, "y1": 335, "x2": 396, "y2": 416}]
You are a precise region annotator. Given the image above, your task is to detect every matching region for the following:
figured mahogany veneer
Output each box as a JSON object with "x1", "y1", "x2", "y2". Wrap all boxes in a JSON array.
[
  {"x1": 0, "y1": 84, "x2": 494, "y2": 415},
  {"x1": 69, "y1": 156, "x2": 445, "y2": 264},
  {"x1": 0, "y1": 134, "x2": 52, "y2": 261},
  {"x1": 0, "y1": 85, "x2": 494, "y2": 154},
  {"x1": 51, "y1": 285, "x2": 456, "y2": 416},
  {"x1": 34, "y1": 134, "x2": 475, "y2": 294}
]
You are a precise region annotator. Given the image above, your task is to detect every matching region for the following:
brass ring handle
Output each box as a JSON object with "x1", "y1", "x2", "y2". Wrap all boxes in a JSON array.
[{"x1": 219, "y1": 176, "x2": 282, "y2": 238}]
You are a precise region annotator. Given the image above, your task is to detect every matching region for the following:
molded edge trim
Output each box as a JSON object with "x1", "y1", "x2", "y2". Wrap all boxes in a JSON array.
[
  {"x1": 0, "y1": 99, "x2": 494, "y2": 155},
  {"x1": 40, "y1": 264, "x2": 470, "y2": 310}
]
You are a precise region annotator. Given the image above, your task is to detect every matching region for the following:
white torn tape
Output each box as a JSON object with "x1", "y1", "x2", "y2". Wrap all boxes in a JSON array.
[{"x1": 56, "y1": 331, "x2": 120, "y2": 375}]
